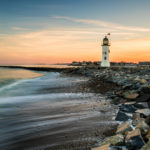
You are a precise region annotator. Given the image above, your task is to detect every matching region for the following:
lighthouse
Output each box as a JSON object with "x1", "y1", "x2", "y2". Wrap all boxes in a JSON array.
[{"x1": 101, "y1": 36, "x2": 110, "y2": 67}]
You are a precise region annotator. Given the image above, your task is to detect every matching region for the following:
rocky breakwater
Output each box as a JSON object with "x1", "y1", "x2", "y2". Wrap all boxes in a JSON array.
[{"x1": 91, "y1": 67, "x2": 150, "y2": 150}]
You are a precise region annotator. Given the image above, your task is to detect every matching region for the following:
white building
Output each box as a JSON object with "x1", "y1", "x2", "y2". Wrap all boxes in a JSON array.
[{"x1": 101, "y1": 36, "x2": 110, "y2": 67}]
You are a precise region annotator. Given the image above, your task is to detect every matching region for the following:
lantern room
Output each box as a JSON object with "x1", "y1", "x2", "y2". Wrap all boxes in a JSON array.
[{"x1": 102, "y1": 36, "x2": 110, "y2": 46}]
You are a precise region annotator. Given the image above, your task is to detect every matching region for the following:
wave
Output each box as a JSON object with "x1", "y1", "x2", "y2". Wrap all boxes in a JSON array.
[{"x1": 0, "y1": 79, "x2": 25, "y2": 92}]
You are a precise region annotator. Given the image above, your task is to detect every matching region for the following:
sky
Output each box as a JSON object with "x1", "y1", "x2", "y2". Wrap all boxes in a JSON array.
[{"x1": 0, "y1": 0, "x2": 150, "y2": 64}]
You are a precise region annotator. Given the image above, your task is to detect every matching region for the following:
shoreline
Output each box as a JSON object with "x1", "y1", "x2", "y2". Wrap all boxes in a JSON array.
[
  {"x1": 1, "y1": 65, "x2": 150, "y2": 150},
  {"x1": 0, "y1": 68, "x2": 119, "y2": 150}
]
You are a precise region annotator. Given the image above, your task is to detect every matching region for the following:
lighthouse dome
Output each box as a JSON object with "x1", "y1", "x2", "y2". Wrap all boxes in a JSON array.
[{"x1": 102, "y1": 36, "x2": 110, "y2": 45}]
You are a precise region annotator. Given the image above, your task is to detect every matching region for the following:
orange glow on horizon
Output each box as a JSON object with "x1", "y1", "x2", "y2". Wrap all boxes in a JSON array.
[{"x1": 0, "y1": 30, "x2": 150, "y2": 65}]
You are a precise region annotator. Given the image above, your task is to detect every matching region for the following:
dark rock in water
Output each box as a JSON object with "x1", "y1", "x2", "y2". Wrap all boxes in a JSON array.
[
  {"x1": 115, "y1": 110, "x2": 131, "y2": 121},
  {"x1": 125, "y1": 129, "x2": 145, "y2": 150},
  {"x1": 119, "y1": 104, "x2": 137, "y2": 113}
]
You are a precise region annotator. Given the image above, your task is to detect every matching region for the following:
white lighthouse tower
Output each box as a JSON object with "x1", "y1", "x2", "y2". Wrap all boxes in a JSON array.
[{"x1": 101, "y1": 36, "x2": 110, "y2": 67}]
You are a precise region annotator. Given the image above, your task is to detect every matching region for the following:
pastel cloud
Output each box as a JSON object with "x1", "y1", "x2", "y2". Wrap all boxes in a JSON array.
[
  {"x1": 53, "y1": 16, "x2": 150, "y2": 32},
  {"x1": 12, "y1": 27, "x2": 31, "y2": 31}
]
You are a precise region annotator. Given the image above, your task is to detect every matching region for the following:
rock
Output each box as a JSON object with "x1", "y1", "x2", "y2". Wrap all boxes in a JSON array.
[
  {"x1": 145, "y1": 115, "x2": 150, "y2": 125},
  {"x1": 112, "y1": 97, "x2": 122, "y2": 105},
  {"x1": 136, "y1": 94, "x2": 150, "y2": 103},
  {"x1": 134, "y1": 76, "x2": 140, "y2": 81},
  {"x1": 125, "y1": 129, "x2": 145, "y2": 150},
  {"x1": 136, "y1": 120, "x2": 149, "y2": 134},
  {"x1": 119, "y1": 104, "x2": 137, "y2": 113},
  {"x1": 140, "y1": 140, "x2": 150, "y2": 150},
  {"x1": 132, "y1": 112, "x2": 141, "y2": 120},
  {"x1": 145, "y1": 128, "x2": 150, "y2": 140},
  {"x1": 119, "y1": 99, "x2": 127, "y2": 104},
  {"x1": 125, "y1": 102, "x2": 136, "y2": 105},
  {"x1": 115, "y1": 110, "x2": 131, "y2": 121},
  {"x1": 102, "y1": 134, "x2": 124, "y2": 146},
  {"x1": 115, "y1": 91, "x2": 122, "y2": 96},
  {"x1": 135, "y1": 102, "x2": 149, "y2": 109},
  {"x1": 132, "y1": 113, "x2": 145, "y2": 126},
  {"x1": 136, "y1": 109, "x2": 150, "y2": 117},
  {"x1": 140, "y1": 79, "x2": 147, "y2": 84},
  {"x1": 123, "y1": 91, "x2": 139, "y2": 100},
  {"x1": 109, "y1": 146, "x2": 127, "y2": 150},
  {"x1": 140, "y1": 86, "x2": 150, "y2": 94},
  {"x1": 91, "y1": 144, "x2": 110, "y2": 150},
  {"x1": 116, "y1": 122, "x2": 132, "y2": 135}
]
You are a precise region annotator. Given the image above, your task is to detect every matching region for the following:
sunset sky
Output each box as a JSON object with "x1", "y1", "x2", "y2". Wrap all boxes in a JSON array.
[{"x1": 0, "y1": 0, "x2": 150, "y2": 65}]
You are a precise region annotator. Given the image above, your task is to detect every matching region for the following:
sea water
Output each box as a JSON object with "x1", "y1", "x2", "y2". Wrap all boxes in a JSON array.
[{"x1": 0, "y1": 67, "x2": 118, "y2": 150}]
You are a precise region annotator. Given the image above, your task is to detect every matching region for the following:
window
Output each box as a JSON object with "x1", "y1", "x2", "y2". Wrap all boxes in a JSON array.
[
  {"x1": 105, "y1": 52, "x2": 107, "y2": 55},
  {"x1": 104, "y1": 57, "x2": 107, "y2": 60}
]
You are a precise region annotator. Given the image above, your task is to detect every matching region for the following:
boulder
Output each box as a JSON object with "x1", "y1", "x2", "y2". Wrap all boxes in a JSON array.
[
  {"x1": 116, "y1": 122, "x2": 132, "y2": 135},
  {"x1": 145, "y1": 128, "x2": 150, "y2": 140},
  {"x1": 140, "y1": 79, "x2": 147, "y2": 84},
  {"x1": 140, "y1": 86, "x2": 150, "y2": 94},
  {"x1": 115, "y1": 91, "x2": 122, "y2": 96},
  {"x1": 125, "y1": 102, "x2": 136, "y2": 105},
  {"x1": 135, "y1": 102, "x2": 149, "y2": 109},
  {"x1": 125, "y1": 129, "x2": 145, "y2": 150},
  {"x1": 132, "y1": 112, "x2": 141, "y2": 120},
  {"x1": 91, "y1": 144, "x2": 110, "y2": 150},
  {"x1": 123, "y1": 91, "x2": 139, "y2": 100},
  {"x1": 134, "y1": 76, "x2": 140, "y2": 81},
  {"x1": 136, "y1": 94, "x2": 150, "y2": 103},
  {"x1": 136, "y1": 109, "x2": 150, "y2": 117},
  {"x1": 140, "y1": 140, "x2": 150, "y2": 150},
  {"x1": 115, "y1": 110, "x2": 131, "y2": 121},
  {"x1": 109, "y1": 146, "x2": 127, "y2": 150},
  {"x1": 136, "y1": 120, "x2": 149, "y2": 134},
  {"x1": 132, "y1": 117, "x2": 145, "y2": 127},
  {"x1": 145, "y1": 115, "x2": 150, "y2": 125},
  {"x1": 119, "y1": 104, "x2": 137, "y2": 113},
  {"x1": 102, "y1": 134, "x2": 124, "y2": 146}
]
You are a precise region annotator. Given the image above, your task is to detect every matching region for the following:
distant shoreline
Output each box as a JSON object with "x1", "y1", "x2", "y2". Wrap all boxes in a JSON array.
[{"x1": 0, "y1": 65, "x2": 72, "y2": 72}]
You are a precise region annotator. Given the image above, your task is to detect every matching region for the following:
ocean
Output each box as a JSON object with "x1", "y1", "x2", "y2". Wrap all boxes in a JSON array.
[{"x1": 0, "y1": 66, "x2": 118, "y2": 150}]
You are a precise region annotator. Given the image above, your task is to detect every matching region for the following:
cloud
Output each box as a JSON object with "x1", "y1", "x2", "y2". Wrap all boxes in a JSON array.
[
  {"x1": 12, "y1": 27, "x2": 31, "y2": 31},
  {"x1": 53, "y1": 16, "x2": 150, "y2": 32}
]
